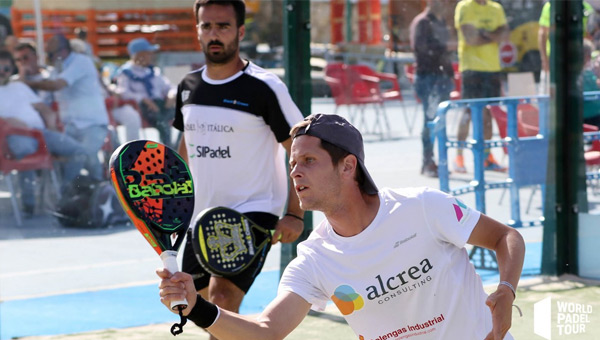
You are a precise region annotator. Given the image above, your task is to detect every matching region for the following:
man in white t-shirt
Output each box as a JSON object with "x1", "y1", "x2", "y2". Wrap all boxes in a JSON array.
[
  {"x1": 0, "y1": 50, "x2": 85, "y2": 216},
  {"x1": 158, "y1": 113, "x2": 525, "y2": 340},
  {"x1": 22, "y1": 34, "x2": 109, "y2": 181}
]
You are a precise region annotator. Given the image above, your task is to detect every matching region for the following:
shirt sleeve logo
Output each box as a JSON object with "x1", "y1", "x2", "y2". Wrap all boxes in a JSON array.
[
  {"x1": 181, "y1": 90, "x2": 190, "y2": 102},
  {"x1": 452, "y1": 198, "x2": 470, "y2": 224}
]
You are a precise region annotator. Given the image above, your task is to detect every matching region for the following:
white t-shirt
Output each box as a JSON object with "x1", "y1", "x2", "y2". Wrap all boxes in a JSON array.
[
  {"x1": 173, "y1": 62, "x2": 303, "y2": 219},
  {"x1": 53, "y1": 52, "x2": 108, "y2": 129},
  {"x1": 0, "y1": 81, "x2": 45, "y2": 129},
  {"x1": 280, "y1": 187, "x2": 513, "y2": 340}
]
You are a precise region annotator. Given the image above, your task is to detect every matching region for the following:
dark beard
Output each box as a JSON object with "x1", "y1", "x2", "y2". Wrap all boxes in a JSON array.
[{"x1": 203, "y1": 40, "x2": 238, "y2": 65}]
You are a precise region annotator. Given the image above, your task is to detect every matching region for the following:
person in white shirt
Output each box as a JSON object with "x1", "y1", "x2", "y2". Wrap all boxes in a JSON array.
[
  {"x1": 158, "y1": 113, "x2": 525, "y2": 340},
  {"x1": 0, "y1": 50, "x2": 85, "y2": 215}
]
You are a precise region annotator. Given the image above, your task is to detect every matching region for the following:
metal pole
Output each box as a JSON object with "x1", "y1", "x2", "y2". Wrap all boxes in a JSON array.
[
  {"x1": 281, "y1": 0, "x2": 312, "y2": 276},
  {"x1": 345, "y1": 0, "x2": 352, "y2": 43},
  {"x1": 542, "y1": 0, "x2": 585, "y2": 275},
  {"x1": 33, "y1": 0, "x2": 45, "y2": 65}
]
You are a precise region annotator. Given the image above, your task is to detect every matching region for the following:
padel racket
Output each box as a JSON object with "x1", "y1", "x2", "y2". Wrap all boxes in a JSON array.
[
  {"x1": 190, "y1": 207, "x2": 272, "y2": 277},
  {"x1": 109, "y1": 140, "x2": 194, "y2": 336}
]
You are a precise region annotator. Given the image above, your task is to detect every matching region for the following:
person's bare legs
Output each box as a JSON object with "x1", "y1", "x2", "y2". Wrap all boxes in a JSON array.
[
  {"x1": 482, "y1": 106, "x2": 505, "y2": 170},
  {"x1": 483, "y1": 106, "x2": 493, "y2": 140},
  {"x1": 455, "y1": 106, "x2": 499, "y2": 172},
  {"x1": 455, "y1": 108, "x2": 471, "y2": 172}
]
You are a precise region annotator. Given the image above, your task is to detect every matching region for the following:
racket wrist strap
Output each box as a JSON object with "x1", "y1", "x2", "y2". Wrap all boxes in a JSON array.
[{"x1": 187, "y1": 295, "x2": 220, "y2": 329}]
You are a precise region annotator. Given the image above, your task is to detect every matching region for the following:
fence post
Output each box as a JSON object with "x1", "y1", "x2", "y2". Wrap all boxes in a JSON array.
[{"x1": 281, "y1": 0, "x2": 312, "y2": 277}]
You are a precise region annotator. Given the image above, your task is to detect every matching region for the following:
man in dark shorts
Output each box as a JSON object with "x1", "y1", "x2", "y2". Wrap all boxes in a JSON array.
[
  {"x1": 454, "y1": 0, "x2": 509, "y2": 173},
  {"x1": 174, "y1": 1, "x2": 304, "y2": 338}
]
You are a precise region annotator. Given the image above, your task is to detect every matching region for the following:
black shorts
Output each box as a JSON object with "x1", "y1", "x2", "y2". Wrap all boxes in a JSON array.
[
  {"x1": 461, "y1": 71, "x2": 502, "y2": 99},
  {"x1": 182, "y1": 211, "x2": 279, "y2": 293}
]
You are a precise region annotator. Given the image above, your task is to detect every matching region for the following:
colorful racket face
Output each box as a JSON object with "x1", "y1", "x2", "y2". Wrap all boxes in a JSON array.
[
  {"x1": 191, "y1": 207, "x2": 272, "y2": 277},
  {"x1": 109, "y1": 140, "x2": 194, "y2": 255}
]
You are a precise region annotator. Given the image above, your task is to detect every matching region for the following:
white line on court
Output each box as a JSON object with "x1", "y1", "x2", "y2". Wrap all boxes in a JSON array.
[
  {"x1": 0, "y1": 257, "x2": 158, "y2": 279},
  {"x1": 1, "y1": 279, "x2": 160, "y2": 302}
]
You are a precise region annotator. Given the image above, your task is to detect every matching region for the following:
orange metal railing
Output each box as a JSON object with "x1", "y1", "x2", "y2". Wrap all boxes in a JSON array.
[{"x1": 11, "y1": 7, "x2": 200, "y2": 58}]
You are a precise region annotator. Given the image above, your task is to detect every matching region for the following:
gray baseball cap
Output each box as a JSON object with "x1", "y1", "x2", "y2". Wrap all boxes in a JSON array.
[{"x1": 292, "y1": 113, "x2": 378, "y2": 195}]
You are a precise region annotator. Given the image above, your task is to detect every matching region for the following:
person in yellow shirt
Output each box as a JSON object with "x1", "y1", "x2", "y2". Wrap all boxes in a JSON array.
[
  {"x1": 454, "y1": 0, "x2": 509, "y2": 173},
  {"x1": 538, "y1": 1, "x2": 594, "y2": 94}
]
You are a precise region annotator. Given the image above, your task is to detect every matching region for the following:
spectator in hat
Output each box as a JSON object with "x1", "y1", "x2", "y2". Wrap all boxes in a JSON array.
[{"x1": 113, "y1": 38, "x2": 176, "y2": 147}]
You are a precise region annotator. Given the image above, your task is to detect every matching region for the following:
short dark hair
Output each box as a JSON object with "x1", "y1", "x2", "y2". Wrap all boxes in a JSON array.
[
  {"x1": 15, "y1": 42, "x2": 37, "y2": 55},
  {"x1": 290, "y1": 118, "x2": 367, "y2": 192},
  {"x1": 194, "y1": 0, "x2": 246, "y2": 27},
  {"x1": 55, "y1": 34, "x2": 72, "y2": 53}
]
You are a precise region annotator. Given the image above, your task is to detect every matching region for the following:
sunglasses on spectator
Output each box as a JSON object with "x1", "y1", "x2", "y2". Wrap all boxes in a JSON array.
[
  {"x1": 0, "y1": 65, "x2": 13, "y2": 73},
  {"x1": 15, "y1": 55, "x2": 30, "y2": 62}
]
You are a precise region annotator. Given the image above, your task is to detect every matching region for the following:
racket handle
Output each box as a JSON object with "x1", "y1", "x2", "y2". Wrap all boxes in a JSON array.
[{"x1": 160, "y1": 250, "x2": 188, "y2": 310}]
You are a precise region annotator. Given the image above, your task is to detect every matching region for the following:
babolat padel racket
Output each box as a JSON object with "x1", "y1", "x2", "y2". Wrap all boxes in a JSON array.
[
  {"x1": 191, "y1": 207, "x2": 272, "y2": 277},
  {"x1": 109, "y1": 140, "x2": 194, "y2": 336}
]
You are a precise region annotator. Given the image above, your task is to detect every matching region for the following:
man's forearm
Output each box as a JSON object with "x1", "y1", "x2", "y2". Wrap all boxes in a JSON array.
[
  {"x1": 462, "y1": 25, "x2": 494, "y2": 46},
  {"x1": 539, "y1": 28, "x2": 550, "y2": 71},
  {"x1": 489, "y1": 26, "x2": 509, "y2": 43},
  {"x1": 204, "y1": 292, "x2": 310, "y2": 340},
  {"x1": 24, "y1": 78, "x2": 67, "y2": 92},
  {"x1": 494, "y1": 228, "x2": 525, "y2": 290},
  {"x1": 204, "y1": 309, "x2": 278, "y2": 340}
]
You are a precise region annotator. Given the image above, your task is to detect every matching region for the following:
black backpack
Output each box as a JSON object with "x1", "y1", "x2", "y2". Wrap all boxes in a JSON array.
[{"x1": 54, "y1": 175, "x2": 128, "y2": 228}]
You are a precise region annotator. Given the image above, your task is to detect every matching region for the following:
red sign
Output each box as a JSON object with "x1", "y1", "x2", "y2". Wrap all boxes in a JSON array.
[{"x1": 500, "y1": 42, "x2": 517, "y2": 67}]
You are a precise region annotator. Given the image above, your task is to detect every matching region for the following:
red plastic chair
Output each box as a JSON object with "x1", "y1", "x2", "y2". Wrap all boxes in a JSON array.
[
  {"x1": 489, "y1": 104, "x2": 540, "y2": 148},
  {"x1": 324, "y1": 63, "x2": 353, "y2": 111},
  {"x1": 488, "y1": 104, "x2": 545, "y2": 213},
  {"x1": 582, "y1": 124, "x2": 600, "y2": 194},
  {"x1": 517, "y1": 103, "x2": 540, "y2": 137},
  {"x1": 349, "y1": 64, "x2": 414, "y2": 135},
  {"x1": 0, "y1": 118, "x2": 61, "y2": 225},
  {"x1": 583, "y1": 124, "x2": 600, "y2": 166},
  {"x1": 324, "y1": 63, "x2": 389, "y2": 137}
]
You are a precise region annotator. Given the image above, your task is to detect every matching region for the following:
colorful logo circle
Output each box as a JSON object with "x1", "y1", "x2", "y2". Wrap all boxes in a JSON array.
[{"x1": 331, "y1": 285, "x2": 364, "y2": 315}]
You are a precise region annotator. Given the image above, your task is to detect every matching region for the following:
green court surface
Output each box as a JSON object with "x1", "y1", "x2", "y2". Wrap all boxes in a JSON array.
[{"x1": 19, "y1": 275, "x2": 600, "y2": 340}]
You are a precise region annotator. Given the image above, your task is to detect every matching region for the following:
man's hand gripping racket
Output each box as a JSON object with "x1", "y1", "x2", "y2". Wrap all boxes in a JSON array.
[
  {"x1": 109, "y1": 140, "x2": 194, "y2": 336},
  {"x1": 191, "y1": 207, "x2": 273, "y2": 277}
]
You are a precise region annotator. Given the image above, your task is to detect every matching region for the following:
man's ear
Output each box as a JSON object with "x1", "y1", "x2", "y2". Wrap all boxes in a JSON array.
[
  {"x1": 238, "y1": 25, "x2": 245, "y2": 42},
  {"x1": 340, "y1": 154, "x2": 358, "y2": 179}
]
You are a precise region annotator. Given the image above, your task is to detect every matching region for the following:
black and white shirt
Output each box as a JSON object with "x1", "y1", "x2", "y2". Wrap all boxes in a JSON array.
[{"x1": 174, "y1": 61, "x2": 303, "y2": 219}]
